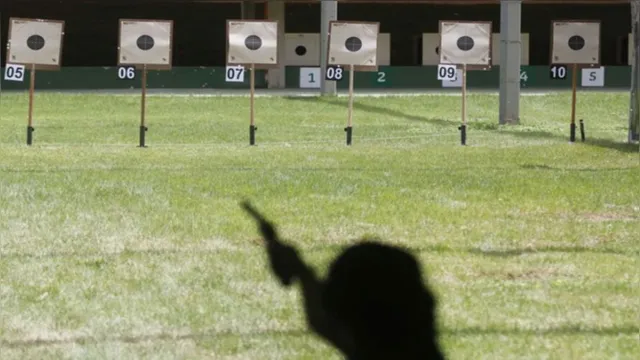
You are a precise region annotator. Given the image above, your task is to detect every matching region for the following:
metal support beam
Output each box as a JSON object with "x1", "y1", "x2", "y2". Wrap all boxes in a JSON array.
[
  {"x1": 629, "y1": 0, "x2": 640, "y2": 142},
  {"x1": 320, "y1": 0, "x2": 337, "y2": 95},
  {"x1": 266, "y1": 0, "x2": 286, "y2": 88},
  {"x1": 498, "y1": 0, "x2": 522, "y2": 125}
]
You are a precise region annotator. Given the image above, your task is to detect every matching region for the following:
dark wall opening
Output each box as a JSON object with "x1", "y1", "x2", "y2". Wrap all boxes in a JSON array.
[
  {"x1": 1, "y1": 2, "x2": 631, "y2": 67},
  {"x1": 287, "y1": 3, "x2": 631, "y2": 66}
]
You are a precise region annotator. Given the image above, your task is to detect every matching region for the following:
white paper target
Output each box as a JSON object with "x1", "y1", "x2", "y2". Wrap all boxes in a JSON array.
[
  {"x1": 439, "y1": 21, "x2": 491, "y2": 66},
  {"x1": 328, "y1": 21, "x2": 379, "y2": 67},
  {"x1": 7, "y1": 18, "x2": 64, "y2": 68},
  {"x1": 227, "y1": 20, "x2": 278, "y2": 66},
  {"x1": 119, "y1": 19, "x2": 173, "y2": 68},
  {"x1": 422, "y1": 33, "x2": 441, "y2": 65},
  {"x1": 551, "y1": 21, "x2": 600, "y2": 65},
  {"x1": 285, "y1": 33, "x2": 320, "y2": 66}
]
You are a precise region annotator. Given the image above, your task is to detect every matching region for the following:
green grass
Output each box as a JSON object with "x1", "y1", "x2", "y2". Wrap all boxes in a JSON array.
[{"x1": 0, "y1": 91, "x2": 638, "y2": 359}]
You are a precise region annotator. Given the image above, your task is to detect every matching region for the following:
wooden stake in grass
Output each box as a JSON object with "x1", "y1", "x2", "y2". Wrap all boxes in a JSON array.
[
  {"x1": 345, "y1": 64, "x2": 355, "y2": 146},
  {"x1": 27, "y1": 64, "x2": 36, "y2": 146},
  {"x1": 570, "y1": 63, "x2": 578, "y2": 143},
  {"x1": 250, "y1": 63, "x2": 257, "y2": 146},
  {"x1": 460, "y1": 63, "x2": 467, "y2": 146},
  {"x1": 139, "y1": 64, "x2": 148, "y2": 148}
]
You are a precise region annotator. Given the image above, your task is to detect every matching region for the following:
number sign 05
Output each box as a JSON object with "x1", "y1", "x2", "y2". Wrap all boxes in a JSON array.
[{"x1": 4, "y1": 64, "x2": 26, "y2": 82}]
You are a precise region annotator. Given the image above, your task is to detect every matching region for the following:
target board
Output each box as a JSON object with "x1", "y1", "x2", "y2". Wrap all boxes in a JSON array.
[
  {"x1": 227, "y1": 20, "x2": 278, "y2": 67},
  {"x1": 551, "y1": 21, "x2": 600, "y2": 65},
  {"x1": 423, "y1": 32, "x2": 528, "y2": 65},
  {"x1": 7, "y1": 17, "x2": 65, "y2": 70},
  {"x1": 439, "y1": 21, "x2": 492, "y2": 68},
  {"x1": 285, "y1": 33, "x2": 390, "y2": 66},
  {"x1": 328, "y1": 21, "x2": 380, "y2": 70},
  {"x1": 118, "y1": 19, "x2": 173, "y2": 70}
]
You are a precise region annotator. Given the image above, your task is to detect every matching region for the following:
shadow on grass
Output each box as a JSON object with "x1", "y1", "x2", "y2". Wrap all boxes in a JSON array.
[
  {"x1": 2, "y1": 325, "x2": 638, "y2": 348},
  {"x1": 284, "y1": 95, "x2": 457, "y2": 127},
  {"x1": 285, "y1": 96, "x2": 639, "y2": 153}
]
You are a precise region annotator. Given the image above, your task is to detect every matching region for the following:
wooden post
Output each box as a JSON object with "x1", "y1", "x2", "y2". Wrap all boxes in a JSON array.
[
  {"x1": 250, "y1": 63, "x2": 256, "y2": 145},
  {"x1": 460, "y1": 64, "x2": 468, "y2": 145},
  {"x1": 27, "y1": 64, "x2": 36, "y2": 146},
  {"x1": 139, "y1": 65, "x2": 148, "y2": 147},
  {"x1": 345, "y1": 64, "x2": 355, "y2": 145},
  {"x1": 570, "y1": 63, "x2": 578, "y2": 142}
]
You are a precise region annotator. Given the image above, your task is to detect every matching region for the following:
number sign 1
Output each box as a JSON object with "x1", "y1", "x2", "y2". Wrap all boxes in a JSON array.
[
  {"x1": 117, "y1": 66, "x2": 136, "y2": 80},
  {"x1": 325, "y1": 65, "x2": 344, "y2": 81},
  {"x1": 437, "y1": 64, "x2": 457, "y2": 80},
  {"x1": 300, "y1": 67, "x2": 321, "y2": 89},
  {"x1": 4, "y1": 64, "x2": 26, "y2": 82},
  {"x1": 550, "y1": 65, "x2": 567, "y2": 80},
  {"x1": 225, "y1": 65, "x2": 245, "y2": 82}
]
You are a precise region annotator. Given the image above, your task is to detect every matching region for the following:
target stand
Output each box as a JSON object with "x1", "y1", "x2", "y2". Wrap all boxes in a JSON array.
[
  {"x1": 227, "y1": 20, "x2": 279, "y2": 146},
  {"x1": 7, "y1": 17, "x2": 65, "y2": 146},
  {"x1": 551, "y1": 20, "x2": 600, "y2": 143},
  {"x1": 328, "y1": 21, "x2": 379, "y2": 146},
  {"x1": 439, "y1": 21, "x2": 492, "y2": 146},
  {"x1": 118, "y1": 19, "x2": 173, "y2": 148}
]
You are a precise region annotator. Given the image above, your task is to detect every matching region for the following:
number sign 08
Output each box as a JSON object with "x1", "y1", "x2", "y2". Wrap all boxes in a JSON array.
[{"x1": 325, "y1": 66, "x2": 343, "y2": 81}]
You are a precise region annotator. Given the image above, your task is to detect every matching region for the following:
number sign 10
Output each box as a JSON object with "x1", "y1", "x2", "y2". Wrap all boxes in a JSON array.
[{"x1": 550, "y1": 65, "x2": 567, "y2": 80}]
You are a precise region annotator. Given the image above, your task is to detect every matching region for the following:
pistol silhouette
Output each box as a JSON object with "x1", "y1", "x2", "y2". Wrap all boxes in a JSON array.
[{"x1": 241, "y1": 201, "x2": 303, "y2": 286}]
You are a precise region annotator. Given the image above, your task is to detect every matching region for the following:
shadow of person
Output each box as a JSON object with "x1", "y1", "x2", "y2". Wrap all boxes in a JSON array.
[{"x1": 242, "y1": 201, "x2": 445, "y2": 360}]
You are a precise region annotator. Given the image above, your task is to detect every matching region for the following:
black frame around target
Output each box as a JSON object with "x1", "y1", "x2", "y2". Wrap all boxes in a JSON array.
[
  {"x1": 26, "y1": 34, "x2": 46, "y2": 51},
  {"x1": 245, "y1": 35, "x2": 263, "y2": 51}
]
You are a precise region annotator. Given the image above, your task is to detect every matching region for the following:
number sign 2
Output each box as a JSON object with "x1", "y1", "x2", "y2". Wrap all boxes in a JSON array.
[
  {"x1": 117, "y1": 66, "x2": 136, "y2": 80},
  {"x1": 4, "y1": 64, "x2": 26, "y2": 82},
  {"x1": 437, "y1": 64, "x2": 457, "y2": 81},
  {"x1": 225, "y1": 65, "x2": 245, "y2": 82},
  {"x1": 325, "y1": 65, "x2": 344, "y2": 81},
  {"x1": 550, "y1": 65, "x2": 567, "y2": 80}
]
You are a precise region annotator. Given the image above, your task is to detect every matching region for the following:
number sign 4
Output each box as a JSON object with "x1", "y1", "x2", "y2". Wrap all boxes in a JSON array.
[
  {"x1": 225, "y1": 65, "x2": 245, "y2": 82},
  {"x1": 437, "y1": 64, "x2": 457, "y2": 81},
  {"x1": 117, "y1": 66, "x2": 136, "y2": 80},
  {"x1": 4, "y1": 64, "x2": 26, "y2": 82}
]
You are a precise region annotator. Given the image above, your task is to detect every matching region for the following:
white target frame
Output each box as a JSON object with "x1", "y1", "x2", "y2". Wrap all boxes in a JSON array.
[
  {"x1": 327, "y1": 21, "x2": 380, "y2": 72},
  {"x1": 550, "y1": 20, "x2": 601, "y2": 66},
  {"x1": 439, "y1": 21, "x2": 492, "y2": 70},
  {"x1": 118, "y1": 19, "x2": 174, "y2": 70},
  {"x1": 7, "y1": 17, "x2": 65, "y2": 71},
  {"x1": 226, "y1": 20, "x2": 279, "y2": 69}
]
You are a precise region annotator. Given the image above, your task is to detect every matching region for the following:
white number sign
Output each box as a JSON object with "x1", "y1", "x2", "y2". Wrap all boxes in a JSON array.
[
  {"x1": 581, "y1": 67, "x2": 605, "y2": 87},
  {"x1": 325, "y1": 65, "x2": 344, "y2": 81},
  {"x1": 550, "y1": 65, "x2": 567, "y2": 80},
  {"x1": 437, "y1": 64, "x2": 457, "y2": 80},
  {"x1": 117, "y1": 66, "x2": 136, "y2": 80},
  {"x1": 4, "y1": 64, "x2": 26, "y2": 82},
  {"x1": 300, "y1": 67, "x2": 321, "y2": 88},
  {"x1": 225, "y1": 65, "x2": 245, "y2": 82}
]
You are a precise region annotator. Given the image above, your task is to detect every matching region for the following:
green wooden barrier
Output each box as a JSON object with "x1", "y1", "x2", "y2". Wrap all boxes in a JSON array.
[{"x1": 0, "y1": 66, "x2": 631, "y2": 91}]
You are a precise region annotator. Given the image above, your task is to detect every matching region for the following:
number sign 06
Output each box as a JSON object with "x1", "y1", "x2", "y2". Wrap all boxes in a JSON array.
[{"x1": 117, "y1": 66, "x2": 136, "y2": 80}]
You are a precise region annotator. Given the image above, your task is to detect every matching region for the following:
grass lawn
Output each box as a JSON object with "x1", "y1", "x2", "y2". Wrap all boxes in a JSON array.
[{"x1": 0, "y1": 90, "x2": 638, "y2": 359}]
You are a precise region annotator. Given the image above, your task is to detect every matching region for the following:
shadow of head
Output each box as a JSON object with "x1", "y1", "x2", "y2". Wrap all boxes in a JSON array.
[{"x1": 323, "y1": 240, "x2": 444, "y2": 359}]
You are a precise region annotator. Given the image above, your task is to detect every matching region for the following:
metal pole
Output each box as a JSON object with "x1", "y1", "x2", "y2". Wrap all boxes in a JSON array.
[
  {"x1": 629, "y1": 0, "x2": 640, "y2": 143},
  {"x1": 320, "y1": 0, "x2": 337, "y2": 95},
  {"x1": 498, "y1": 0, "x2": 522, "y2": 125}
]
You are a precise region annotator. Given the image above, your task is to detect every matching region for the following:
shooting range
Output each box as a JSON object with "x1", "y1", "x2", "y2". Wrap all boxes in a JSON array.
[
  {"x1": 118, "y1": 18, "x2": 173, "y2": 148},
  {"x1": 0, "y1": 1, "x2": 637, "y2": 358},
  {"x1": 6, "y1": 17, "x2": 64, "y2": 145},
  {"x1": 227, "y1": 19, "x2": 278, "y2": 145},
  {"x1": 550, "y1": 20, "x2": 601, "y2": 142},
  {"x1": 327, "y1": 20, "x2": 379, "y2": 146},
  {"x1": 438, "y1": 20, "x2": 492, "y2": 145}
]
